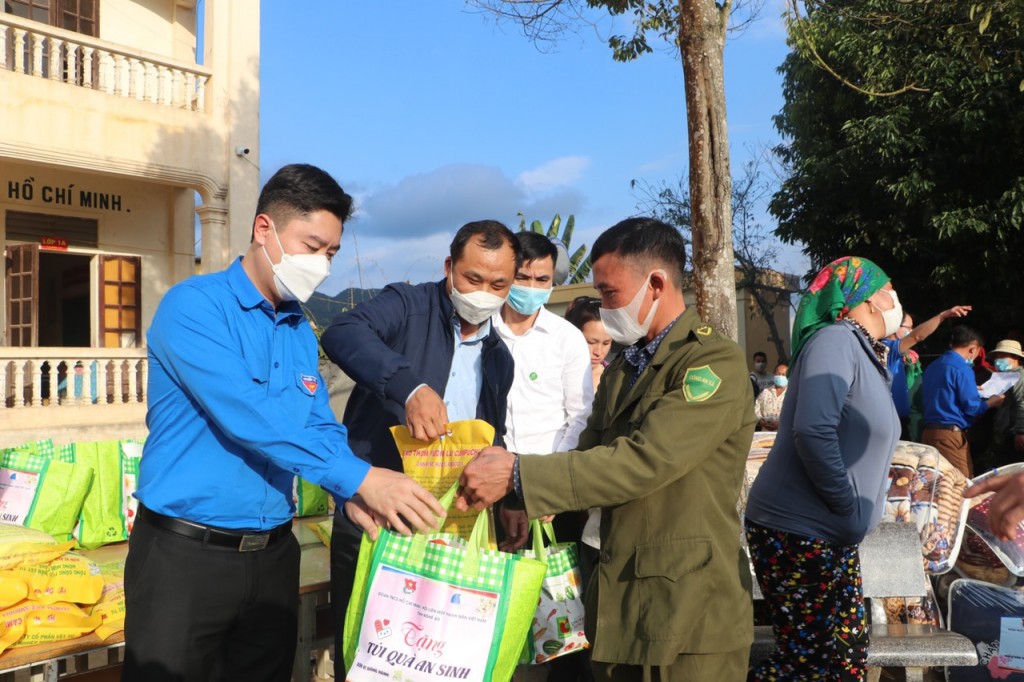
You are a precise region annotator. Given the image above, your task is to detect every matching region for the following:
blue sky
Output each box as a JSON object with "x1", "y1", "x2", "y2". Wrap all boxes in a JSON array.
[{"x1": 258, "y1": 0, "x2": 806, "y2": 294}]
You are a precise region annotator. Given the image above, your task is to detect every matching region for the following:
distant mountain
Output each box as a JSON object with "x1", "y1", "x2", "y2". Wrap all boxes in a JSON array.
[{"x1": 304, "y1": 288, "x2": 379, "y2": 328}]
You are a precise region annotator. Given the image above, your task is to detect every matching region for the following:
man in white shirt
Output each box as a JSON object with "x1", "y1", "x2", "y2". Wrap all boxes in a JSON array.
[{"x1": 494, "y1": 230, "x2": 594, "y2": 681}]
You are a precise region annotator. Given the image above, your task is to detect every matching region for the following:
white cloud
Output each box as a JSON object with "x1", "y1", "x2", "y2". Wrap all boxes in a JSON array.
[
  {"x1": 351, "y1": 161, "x2": 587, "y2": 240},
  {"x1": 516, "y1": 156, "x2": 591, "y2": 194}
]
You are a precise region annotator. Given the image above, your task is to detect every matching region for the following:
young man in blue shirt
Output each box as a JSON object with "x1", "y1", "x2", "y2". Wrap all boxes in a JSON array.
[
  {"x1": 124, "y1": 164, "x2": 443, "y2": 682},
  {"x1": 921, "y1": 325, "x2": 1005, "y2": 476}
]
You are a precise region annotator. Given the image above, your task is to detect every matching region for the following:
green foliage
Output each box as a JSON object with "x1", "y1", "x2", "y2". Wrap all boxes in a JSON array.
[
  {"x1": 773, "y1": 0, "x2": 1024, "y2": 336},
  {"x1": 517, "y1": 213, "x2": 592, "y2": 283}
]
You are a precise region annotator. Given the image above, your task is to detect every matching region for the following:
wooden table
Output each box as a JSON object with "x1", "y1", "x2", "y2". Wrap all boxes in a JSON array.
[{"x1": 0, "y1": 516, "x2": 333, "y2": 682}]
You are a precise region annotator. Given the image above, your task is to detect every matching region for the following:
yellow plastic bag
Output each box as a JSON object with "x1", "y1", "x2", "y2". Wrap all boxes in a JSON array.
[
  {"x1": 391, "y1": 419, "x2": 495, "y2": 540},
  {"x1": 3, "y1": 552, "x2": 104, "y2": 605},
  {"x1": 0, "y1": 577, "x2": 28, "y2": 608},
  {"x1": 306, "y1": 519, "x2": 332, "y2": 549},
  {"x1": 90, "y1": 576, "x2": 125, "y2": 640},
  {"x1": 0, "y1": 523, "x2": 75, "y2": 570},
  {"x1": 3, "y1": 600, "x2": 102, "y2": 647}
]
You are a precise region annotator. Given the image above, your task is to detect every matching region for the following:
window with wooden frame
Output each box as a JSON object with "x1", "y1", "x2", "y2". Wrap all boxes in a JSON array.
[
  {"x1": 3, "y1": 0, "x2": 98, "y2": 36},
  {"x1": 5, "y1": 244, "x2": 39, "y2": 347},
  {"x1": 99, "y1": 255, "x2": 140, "y2": 348}
]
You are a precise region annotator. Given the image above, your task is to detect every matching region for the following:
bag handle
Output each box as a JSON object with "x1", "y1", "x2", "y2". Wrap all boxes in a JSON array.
[
  {"x1": 529, "y1": 519, "x2": 559, "y2": 564},
  {"x1": 405, "y1": 483, "x2": 490, "y2": 578}
]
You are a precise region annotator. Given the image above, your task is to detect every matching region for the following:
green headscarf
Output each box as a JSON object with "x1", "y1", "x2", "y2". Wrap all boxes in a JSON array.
[{"x1": 790, "y1": 256, "x2": 891, "y2": 367}]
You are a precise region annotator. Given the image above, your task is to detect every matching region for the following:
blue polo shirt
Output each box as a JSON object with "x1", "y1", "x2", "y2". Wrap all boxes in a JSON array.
[
  {"x1": 137, "y1": 258, "x2": 370, "y2": 530},
  {"x1": 921, "y1": 349, "x2": 989, "y2": 430},
  {"x1": 884, "y1": 338, "x2": 910, "y2": 419}
]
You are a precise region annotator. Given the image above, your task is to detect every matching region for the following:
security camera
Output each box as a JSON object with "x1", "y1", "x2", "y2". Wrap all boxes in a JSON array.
[{"x1": 235, "y1": 146, "x2": 251, "y2": 157}]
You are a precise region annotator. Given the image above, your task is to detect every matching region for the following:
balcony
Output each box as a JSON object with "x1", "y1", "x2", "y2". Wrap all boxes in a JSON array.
[
  {"x1": 0, "y1": 12, "x2": 210, "y2": 112},
  {"x1": 0, "y1": 347, "x2": 148, "y2": 448}
]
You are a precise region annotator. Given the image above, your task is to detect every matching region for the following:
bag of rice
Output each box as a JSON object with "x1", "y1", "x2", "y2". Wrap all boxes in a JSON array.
[
  {"x1": 0, "y1": 524, "x2": 74, "y2": 570},
  {"x1": 1, "y1": 600, "x2": 101, "y2": 647},
  {"x1": 2, "y1": 552, "x2": 104, "y2": 605},
  {"x1": 90, "y1": 575, "x2": 125, "y2": 640}
]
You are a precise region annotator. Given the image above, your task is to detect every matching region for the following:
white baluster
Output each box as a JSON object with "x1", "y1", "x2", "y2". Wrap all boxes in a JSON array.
[
  {"x1": 97, "y1": 360, "x2": 109, "y2": 405},
  {"x1": 184, "y1": 72, "x2": 196, "y2": 109},
  {"x1": 130, "y1": 58, "x2": 144, "y2": 100},
  {"x1": 48, "y1": 359, "x2": 61, "y2": 406},
  {"x1": 127, "y1": 359, "x2": 139, "y2": 404},
  {"x1": 196, "y1": 75, "x2": 206, "y2": 111},
  {"x1": 31, "y1": 32, "x2": 43, "y2": 77},
  {"x1": 144, "y1": 62, "x2": 157, "y2": 102},
  {"x1": 171, "y1": 69, "x2": 183, "y2": 107},
  {"x1": 158, "y1": 65, "x2": 171, "y2": 105},
  {"x1": 0, "y1": 26, "x2": 8, "y2": 70},
  {"x1": 29, "y1": 360, "x2": 42, "y2": 408},
  {"x1": 48, "y1": 37, "x2": 62, "y2": 81},
  {"x1": 12, "y1": 29, "x2": 25, "y2": 75},
  {"x1": 0, "y1": 361, "x2": 8, "y2": 409},
  {"x1": 66, "y1": 42, "x2": 78, "y2": 86},
  {"x1": 141, "y1": 358, "x2": 149, "y2": 405},
  {"x1": 113, "y1": 54, "x2": 125, "y2": 96},
  {"x1": 81, "y1": 46, "x2": 93, "y2": 88},
  {"x1": 13, "y1": 360, "x2": 25, "y2": 409}
]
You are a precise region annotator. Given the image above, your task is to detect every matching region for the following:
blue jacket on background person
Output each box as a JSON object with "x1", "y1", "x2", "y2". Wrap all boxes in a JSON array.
[{"x1": 320, "y1": 277, "x2": 513, "y2": 473}]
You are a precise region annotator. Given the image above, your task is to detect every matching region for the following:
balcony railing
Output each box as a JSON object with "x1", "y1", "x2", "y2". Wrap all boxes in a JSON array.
[
  {"x1": 0, "y1": 347, "x2": 147, "y2": 409},
  {"x1": 0, "y1": 13, "x2": 210, "y2": 112}
]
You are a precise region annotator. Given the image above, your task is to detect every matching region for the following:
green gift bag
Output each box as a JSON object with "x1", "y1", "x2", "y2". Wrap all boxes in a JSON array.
[
  {"x1": 0, "y1": 449, "x2": 93, "y2": 540},
  {"x1": 292, "y1": 477, "x2": 329, "y2": 517},
  {"x1": 72, "y1": 441, "x2": 126, "y2": 549},
  {"x1": 517, "y1": 520, "x2": 590, "y2": 664},
  {"x1": 344, "y1": 485, "x2": 546, "y2": 682}
]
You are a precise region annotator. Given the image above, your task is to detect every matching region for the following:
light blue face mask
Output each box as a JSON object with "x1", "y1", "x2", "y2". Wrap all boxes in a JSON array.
[
  {"x1": 506, "y1": 284, "x2": 552, "y2": 315},
  {"x1": 773, "y1": 375, "x2": 789, "y2": 388},
  {"x1": 995, "y1": 358, "x2": 1014, "y2": 372}
]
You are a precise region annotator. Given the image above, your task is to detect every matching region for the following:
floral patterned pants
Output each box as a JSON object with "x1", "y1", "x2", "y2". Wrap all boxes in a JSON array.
[{"x1": 745, "y1": 520, "x2": 869, "y2": 681}]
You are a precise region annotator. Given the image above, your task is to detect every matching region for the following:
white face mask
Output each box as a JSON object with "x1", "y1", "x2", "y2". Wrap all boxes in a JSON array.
[
  {"x1": 262, "y1": 221, "x2": 331, "y2": 303},
  {"x1": 448, "y1": 275, "x2": 507, "y2": 325},
  {"x1": 880, "y1": 289, "x2": 903, "y2": 338},
  {"x1": 599, "y1": 271, "x2": 661, "y2": 346}
]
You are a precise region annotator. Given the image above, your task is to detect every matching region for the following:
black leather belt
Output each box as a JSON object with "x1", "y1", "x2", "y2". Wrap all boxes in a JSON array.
[
  {"x1": 924, "y1": 423, "x2": 963, "y2": 432},
  {"x1": 138, "y1": 505, "x2": 291, "y2": 552}
]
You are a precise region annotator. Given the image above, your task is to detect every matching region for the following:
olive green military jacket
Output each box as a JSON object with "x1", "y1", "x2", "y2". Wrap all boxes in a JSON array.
[{"x1": 519, "y1": 307, "x2": 756, "y2": 666}]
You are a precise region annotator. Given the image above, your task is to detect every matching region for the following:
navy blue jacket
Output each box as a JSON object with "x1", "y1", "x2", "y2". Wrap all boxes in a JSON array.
[{"x1": 320, "y1": 278, "x2": 513, "y2": 473}]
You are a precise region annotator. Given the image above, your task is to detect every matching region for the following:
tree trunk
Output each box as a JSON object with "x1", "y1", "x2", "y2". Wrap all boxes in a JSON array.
[{"x1": 679, "y1": 0, "x2": 737, "y2": 340}]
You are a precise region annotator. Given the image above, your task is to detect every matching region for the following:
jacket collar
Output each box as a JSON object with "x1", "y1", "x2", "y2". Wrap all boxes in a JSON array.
[{"x1": 229, "y1": 256, "x2": 303, "y2": 319}]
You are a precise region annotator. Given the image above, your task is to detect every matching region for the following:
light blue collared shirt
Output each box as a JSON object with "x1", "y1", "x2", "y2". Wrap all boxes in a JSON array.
[
  {"x1": 137, "y1": 258, "x2": 370, "y2": 530},
  {"x1": 443, "y1": 318, "x2": 490, "y2": 422}
]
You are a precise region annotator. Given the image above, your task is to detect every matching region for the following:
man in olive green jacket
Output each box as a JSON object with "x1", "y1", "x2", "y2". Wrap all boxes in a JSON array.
[{"x1": 457, "y1": 218, "x2": 756, "y2": 681}]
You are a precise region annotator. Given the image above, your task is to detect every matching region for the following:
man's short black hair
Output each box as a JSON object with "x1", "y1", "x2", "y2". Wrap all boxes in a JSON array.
[
  {"x1": 514, "y1": 231, "x2": 557, "y2": 267},
  {"x1": 450, "y1": 220, "x2": 523, "y2": 270},
  {"x1": 590, "y1": 217, "x2": 687, "y2": 288},
  {"x1": 753, "y1": 351, "x2": 767, "y2": 362},
  {"x1": 950, "y1": 325, "x2": 984, "y2": 349},
  {"x1": 252, "y1": 164, "x2": 353, "y2": 240}
]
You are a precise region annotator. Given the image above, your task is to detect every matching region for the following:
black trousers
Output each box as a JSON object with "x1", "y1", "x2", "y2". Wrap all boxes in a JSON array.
[
  {"x1": 122, "y1": 512, "x2": 300, "y2": 682},
  {"x1": 331, "y1": 510, "x2": 364, "y2": 680}
]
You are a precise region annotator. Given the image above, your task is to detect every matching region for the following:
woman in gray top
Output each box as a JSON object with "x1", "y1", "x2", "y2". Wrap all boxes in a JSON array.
[{"x1": 745, "y1": 256, "x2": 902, "y2": 682}]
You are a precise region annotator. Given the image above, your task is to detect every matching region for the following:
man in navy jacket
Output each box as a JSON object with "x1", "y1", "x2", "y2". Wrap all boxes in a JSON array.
[{"x1": 320, "y1": 219, "x2": 519, "y2": 679}]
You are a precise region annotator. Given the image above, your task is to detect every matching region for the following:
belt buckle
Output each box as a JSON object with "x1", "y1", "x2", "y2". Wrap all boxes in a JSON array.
[{"x1": 238, "y1": 533, "x2": 270, "y2": 552}]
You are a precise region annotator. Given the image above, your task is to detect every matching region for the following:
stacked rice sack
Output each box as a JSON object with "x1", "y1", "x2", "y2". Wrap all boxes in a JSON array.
[
  {"x1": 0, "y1": 523, "x2": 125, "y2": 652},
  {"x1": 880, "y1": 441, "x2": 970, "y2": 625}
]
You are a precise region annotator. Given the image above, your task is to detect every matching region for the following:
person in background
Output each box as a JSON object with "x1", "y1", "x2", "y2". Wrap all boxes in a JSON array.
[
  {"x1": 745, "y1": 256, "x2": 902, "y2": 681},
  {"x1": 883, "y1": 305, "x2": 972, "y2": 439},
  {"x1": 495, "y1": 232, "x2": 594, "y2": 681},
  {"x1": 319, "y1": 220, "x2": 519, "y2": 681},
  {"x1": 566, "y1": 296, "x2": 612, "y2": 391},
  {"x1": 983, "y1": 339, "x2": 1024, "y2": 469},
  {"x1": 753, "y1": 362, "x2": 788, "y2": 431},
  {"x1": 921, "y1": 326, "x2": 1005, "y2": 477},
  {"x1": 124, "y1": 165, "x2": 443, "y2": 682},
  {"x1": 750, "y1": 351, "x2": 773, "y2": 397},
  {"x1": 456, "y1": 217, "x2": 756, "y2": 682}
]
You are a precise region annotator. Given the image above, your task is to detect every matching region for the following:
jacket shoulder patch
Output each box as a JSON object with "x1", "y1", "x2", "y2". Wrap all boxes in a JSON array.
[{"x1": 682, "y1": 365, "x2": 722, "y2": 402}]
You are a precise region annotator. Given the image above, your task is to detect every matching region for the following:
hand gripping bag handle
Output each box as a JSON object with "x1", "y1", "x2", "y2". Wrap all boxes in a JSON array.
[{"x1": 406, "y1": 482, "x2": 489, "y2": 579}]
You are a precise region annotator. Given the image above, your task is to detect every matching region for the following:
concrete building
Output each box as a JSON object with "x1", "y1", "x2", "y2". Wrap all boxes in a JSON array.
[{"x1": 0, "y1": 0, "x2": 259, "y2": 445}]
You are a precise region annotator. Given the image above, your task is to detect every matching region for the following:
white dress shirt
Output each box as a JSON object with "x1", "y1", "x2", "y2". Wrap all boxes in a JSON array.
[{"x1": 493, "y1": 307, "x2": 594, "y2": 454}]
